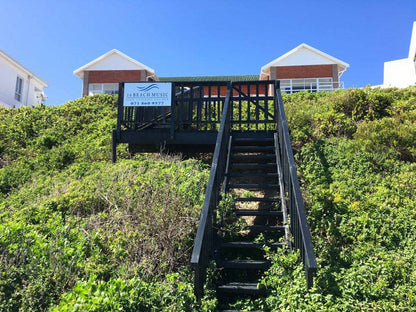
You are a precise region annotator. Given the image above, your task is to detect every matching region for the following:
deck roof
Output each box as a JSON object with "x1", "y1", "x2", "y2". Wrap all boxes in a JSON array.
[{"x1": 158, "y1": 75, "x2": 259, "y2": 82}]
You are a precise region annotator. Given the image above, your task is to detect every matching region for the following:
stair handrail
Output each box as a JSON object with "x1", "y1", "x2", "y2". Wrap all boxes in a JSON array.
[
  {"x1": 191, "y1": 82, "x2": 232, "y2": 299},
  {"x1": 273, "y1": 80, "x2": 317, "y2": 288}
]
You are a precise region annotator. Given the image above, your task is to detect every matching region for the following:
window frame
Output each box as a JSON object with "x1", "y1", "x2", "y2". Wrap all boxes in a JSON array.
[
  {"x1": 88, "y1": 83, "x2": 119, "y2": 96},
  {"x1": 15, "y1": 76, "x2": 24, "y2": 102},
  {"x1": 279, "y1": 77, "x2": 334, "y2": 93}
]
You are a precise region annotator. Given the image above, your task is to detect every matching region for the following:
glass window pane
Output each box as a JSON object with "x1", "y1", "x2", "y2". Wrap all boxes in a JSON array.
[{"x1": 319, "y1": 78, "x2": 332, "y2": 83}]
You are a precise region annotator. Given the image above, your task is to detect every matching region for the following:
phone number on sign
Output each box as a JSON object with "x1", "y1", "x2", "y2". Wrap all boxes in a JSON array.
[{"x1": 129, "y1": 101, "x2": 168, "y2": 106}]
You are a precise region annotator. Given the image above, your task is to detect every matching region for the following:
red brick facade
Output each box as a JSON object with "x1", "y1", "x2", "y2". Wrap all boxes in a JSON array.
[
  {"x1": 88, "y1": 70, "x2": 145, "y2": 83},
  {"x1": 82, "y1": 70, "x2": 149, "y2": 96},
  {"x1": 202, "y1": 84, "x2": 267, "y2": 97},
  {"x1": 273, "y1": 64, "x2": 336, "y2": 79}
]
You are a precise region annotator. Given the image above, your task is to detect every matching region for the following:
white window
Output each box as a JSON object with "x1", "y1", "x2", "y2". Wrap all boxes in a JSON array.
[
  {"x1": 279, "y1": 78, "x2": 337, "y2": 94},
  {"x1": 15, "y1": 76, "x2": 23, "y2": 102},
  {"x1": 88, "y1": 83, "x2": 118, "y2": 96}
]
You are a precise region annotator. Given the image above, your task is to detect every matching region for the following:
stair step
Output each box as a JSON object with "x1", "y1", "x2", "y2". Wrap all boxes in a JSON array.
[
  {"x1": 218, "y1": 259, "x2": 270, "y2": 270},
  {"x1": 234, "y1": 197, "x2": 280, "y2": 202},
  {"x1": 231, "y1": 163, "x2": 276, "y2": 170},
  {"x1": 229, "y1": 172, "x2": 278, "y2": 178},
  {"x1": 233, "y1": 137, "x2": 274, "y2": 145},
  {"x1": 220, "y1": 241, "x2": 283, "y2": 249},
  {"x1": 233, "y1": 209, "x2": 282, "y2": 217},
  {"x1": 228, "y1": 184, "x2": 278, "y2": 189},
  {"x1": 246, "y1": 225, "x2": 285, "y2": 233},
  {"x1": 217, "y1": 282, "x2": 267, "y2": 295},
  {"x1": 231, "y1": 154, "x2": 275, "y2": 162},
  {"x1": 232, "y1": 146, "x2": 274, "y2": 152}
]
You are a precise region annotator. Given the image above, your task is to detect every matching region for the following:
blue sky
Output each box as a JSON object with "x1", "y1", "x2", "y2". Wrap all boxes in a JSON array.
[{"x1": 1, "y1": 0, "x2": 415, "y2": 106}]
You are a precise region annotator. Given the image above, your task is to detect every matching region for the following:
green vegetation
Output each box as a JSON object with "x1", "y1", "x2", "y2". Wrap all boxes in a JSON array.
[
  {"x1": 0, "y1": 95, "x2": 213, "y2": 311},
  {"x1": 259, "y1": 87, "x2": 416, "y2": 311},
  {"x1": 1, "y1": 87, "x2": 416, "y2": 311}
]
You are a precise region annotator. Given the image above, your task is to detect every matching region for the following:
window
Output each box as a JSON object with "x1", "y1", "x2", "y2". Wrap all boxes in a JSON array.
[
  {"x1": 88, "y1": 83, "x2": 118, "y2": 96},
  {"x1": 15, "y1": 76, "x2": 23, "y2": 102},
  {"x1": 279, "y1": 78, "x2": 336, "y2": 93}
]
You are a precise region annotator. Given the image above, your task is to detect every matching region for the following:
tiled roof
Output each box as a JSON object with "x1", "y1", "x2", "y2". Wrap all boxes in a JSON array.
[{"x1": 158, "y1": 75, "x2": 259, "y2": 82}]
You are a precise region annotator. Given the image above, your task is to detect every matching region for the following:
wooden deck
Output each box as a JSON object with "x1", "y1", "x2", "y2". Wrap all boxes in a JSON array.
[{"x1": 112, "y1": 80, "x2": 276, "y2": 158}]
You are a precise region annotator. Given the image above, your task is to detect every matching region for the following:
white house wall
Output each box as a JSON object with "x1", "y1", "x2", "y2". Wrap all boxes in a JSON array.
[
  {"x1": 383, "y1": 58, "x2": 416, "y2": 88},
  {"x1": 274, "y1": 49, "x2": 338, "y2": 66},
  {"x1": 382, "y1": 22, "x2": 416, "y2": 88},
  {"x1": 0, "y1": 57, "x2": 46, "y2": 108},
  {"x1": 408, "y1": 21, "x2": 416, "y2": 60},
  {"x1": 0, "y1": 57, "x2": 22, "y2": 108},
  {"x1": 87, "y1": 54, "x2": 146, "y2": 71}
]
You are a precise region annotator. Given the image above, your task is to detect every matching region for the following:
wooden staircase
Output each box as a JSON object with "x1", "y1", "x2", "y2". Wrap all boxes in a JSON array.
[
  {"x1": 215, "y1": 135, "x2": 289, "y2": 310},
  {"x1": 189, "y1": 81, "x2": 317, "y2": 310}
]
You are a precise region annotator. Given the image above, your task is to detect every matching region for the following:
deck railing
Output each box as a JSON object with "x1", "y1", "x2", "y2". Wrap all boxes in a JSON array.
[
  {"x1": 117, "y1": 80, "x2": 277, "y2": 135},
  {"x1": 230, "y1": 80, "x2": 275, "y2": 131},
  {"x1": 173, "y1": 81, "x2": 228, "y2": 132},
  {"x1": 273, "y1": 81, "x2": 317, "y2": 288},
  {"x1": 190, "y1": 83, "x2": 232, "y2": 299}
]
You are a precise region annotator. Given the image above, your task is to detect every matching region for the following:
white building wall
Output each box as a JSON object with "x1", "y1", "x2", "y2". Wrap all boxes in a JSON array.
[
  {"x1": 382, "y1": 21, "x2": 416, "y2": 88},
  {"x1": 383, "y1": 58, "x2": 416, "y2": 88},
  {"x1": 0, "y1": 57, "x2": 21, "y2": 108},
  {"x1": 275, "y1": 49, "x2": 338, "y2": 66},
  {"x1": 88, "y1": 54, "x2": 146, "y2": 71},
  {"x1": 0, "y1": 57, "x2": 46, "y2": 108}
]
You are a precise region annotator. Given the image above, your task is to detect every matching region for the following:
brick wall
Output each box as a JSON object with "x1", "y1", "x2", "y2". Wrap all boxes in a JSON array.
[
  {"x1": 273, "y1": 64, "x2": 335, "y2": 79},
  {"x1": 82, "y1": 70, "x2": 147, "y2": 96},
  {"x1": 202, "y1": 84, "x2": 267, "y2": 97},
  {"x1": 88, "y1": 70, "x2": 145, "y2": 83}
]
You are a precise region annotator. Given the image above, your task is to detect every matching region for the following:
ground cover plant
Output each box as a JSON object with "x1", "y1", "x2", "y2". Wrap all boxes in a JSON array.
[
  {"x1": 0, "y1": 95, "x2": 214, "y2": 311},
  {"x1": 255, "y1": 87, "x2": 416, "y2": 311},
  {"x1": 1, "y1": 87, "x2": 416, "y2": 311}
]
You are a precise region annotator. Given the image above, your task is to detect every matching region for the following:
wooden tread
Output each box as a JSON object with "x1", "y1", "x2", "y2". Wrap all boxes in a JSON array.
[
  {"x1": 234, "y1": 197, "x2": 280, "y2": 202},
  {"x1": 232, "y1": 146, "x2": 274, "y2": 152},
  {"x1": 246, "y1": 225, "x2": 285, "y2": 233},
  {"x1": 220, "y1": 241, "x2": 283, "y2": 249},
  {"x1": 233, "y1": 209, "x2": 282, "y2": 217},
  {"x1": 231, "y1": 163, "x2": 276, "y2": 170},
  {"x1": 217, "y1": 282, "x2": 267, "y2": 295},
  {"x1": 218, "y1": 259, "x2": 270, "y2": 270},
  {"x1": 228, "y1": 183, "x2": 278, "y2": 189},
  {"x1": 228, "y1": 172, "x2": 278, "y2": 177}
]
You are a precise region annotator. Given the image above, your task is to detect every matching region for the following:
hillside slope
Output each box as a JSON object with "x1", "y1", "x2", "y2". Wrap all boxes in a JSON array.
[
  {"x1": 0, "y1": 95, "x2": 211, "y2": 311},
  {"x1": 1, "y1": 88, "x2": 416, "y2": 311},
  {"x1": 259, "y1": 87, "x2": 416, "y2": 311}
]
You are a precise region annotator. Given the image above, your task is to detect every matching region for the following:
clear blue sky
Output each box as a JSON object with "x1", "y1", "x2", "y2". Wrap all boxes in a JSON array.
[{"x1": 1, "y1": 0, "x2": 415, "y2": 106}]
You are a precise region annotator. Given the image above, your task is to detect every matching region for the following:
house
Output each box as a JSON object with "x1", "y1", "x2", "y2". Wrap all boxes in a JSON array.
[
  {"x1": 73, "y1": 49, "x2": 157, "y2": 97},
  {"x1": 0, "y1": 50, "x2": 48, "y2": 108},
  {"x1": 383, "y1": 21, "x2": 416, "y2": 88},
  {"x1": 260, "y1": 43, "x2": 349, "y2": 93},
  {"x1": 74, "y1": 46, "x2": 348, "y2": 96}
]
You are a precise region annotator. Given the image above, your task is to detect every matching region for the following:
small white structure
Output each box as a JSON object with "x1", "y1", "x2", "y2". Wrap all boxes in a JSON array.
[
  {"x1": 383, "y1": 22, "x2": 416, "y2": 88},
  {"x1": 260, "y1": 43, "x2": 349, "y2": 93},
  {"x1": 0, "y1": 50, "x2": 48, "y2": 108}
]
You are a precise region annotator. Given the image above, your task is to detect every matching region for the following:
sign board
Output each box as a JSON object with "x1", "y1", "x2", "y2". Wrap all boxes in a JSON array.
[{"x1": 123, "y1": 82, "x2": 172, "y2": 107}]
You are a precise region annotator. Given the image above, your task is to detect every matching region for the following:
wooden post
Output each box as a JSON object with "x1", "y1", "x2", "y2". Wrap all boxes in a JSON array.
[
  {"x1": 111, "y1": 130, "x2": 117, "y2": 163},
  {"x1": 170, "y1": 82, "x2": 175, "y2": 139}
]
